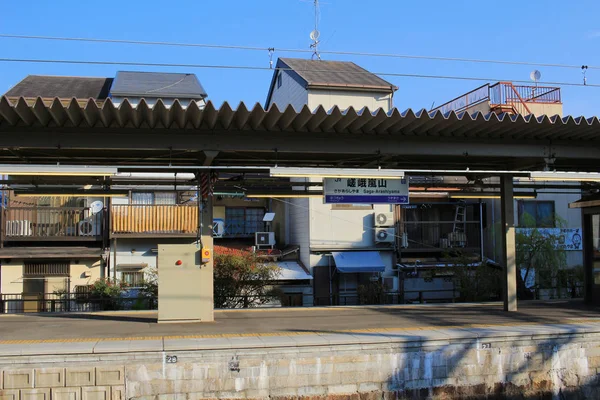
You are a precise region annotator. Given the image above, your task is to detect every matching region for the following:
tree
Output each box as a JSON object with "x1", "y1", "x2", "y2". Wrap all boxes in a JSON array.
[
  {"x1": 214, "y1": 246, "x2": 282, "y2": 309},
  {"x1": 516, "y1": 213, "x2": 568, "y2": 299},
  {"x1": 88, "y1": 278, "x2": 126, "y2": 310},
  {"x1": 452, "y1": 257, "x2": 503, "y2": 302}
]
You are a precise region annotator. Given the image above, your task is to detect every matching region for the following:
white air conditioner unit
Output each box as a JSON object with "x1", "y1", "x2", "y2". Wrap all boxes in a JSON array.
[
  {"x1": 213, "y1": 219, "x2": 225, "y2": 238},
  {"x1": 255, "y1": 232, "x2": 276, "y2": 247},
  {"x1": 6, "y1": 220, "x2": 32, "y2": 237},
  {"x1": 78, "y1": 220, "x2": 101, "y2": 236},
  {"x1": 375, "y1": 227, "x2": 395, "y2": 243},
  {"x1": 374, "y1": 212, "x2": 394, "y2": 227}
]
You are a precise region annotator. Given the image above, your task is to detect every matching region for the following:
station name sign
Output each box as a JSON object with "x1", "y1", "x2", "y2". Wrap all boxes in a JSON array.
[{"x1": 323, "y1": 178, "x2": 409, "y2": 204}]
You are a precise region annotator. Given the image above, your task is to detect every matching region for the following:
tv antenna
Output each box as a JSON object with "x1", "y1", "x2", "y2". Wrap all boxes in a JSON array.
[
  {"x1": 530, "y1": 69, "x2": 541, "y2": 98},
  {"x1": 530, "y1": 69, "x2": 542, "y2": 86},
  {"x1": 310, "y1": 0, "x2": 321, "y2": 60}
]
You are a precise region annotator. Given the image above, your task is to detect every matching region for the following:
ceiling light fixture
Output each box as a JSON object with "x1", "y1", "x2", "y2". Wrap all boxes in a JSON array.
[
  {"x1": 0, "y1": 165, "x2": 117, "y2": 176},
  {"x1": 528, "y1": 172, "x2": 600, "y2": 182},
  {"x1": 15, "y1": 189, "x2": 128, "y2": 197},
  {"x1": 270, "y1": 167, "x2": 405, "y2": 179},
  {"x1": 449, "y1": 192, "x2": 537, "y2": 199},
  {"x1": 246, "y1": 193, "x2": 324, "y2": 199}
]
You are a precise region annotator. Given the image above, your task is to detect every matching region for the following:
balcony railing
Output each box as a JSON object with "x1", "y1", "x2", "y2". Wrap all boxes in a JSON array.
[
  {"x1": 432, "y1": 82, "x2": 561, "y2": 115},
  {"x1": 213, "y1": 220, "x2": 266, "y2": 238},
  {"x1": 3, "y1": 207, "x2": 102, "y2": 240},
  {"x1": 111, "y1": 205, "x2": 198, "y2": 236},
  {"x1": 398, "y1": 221, "x2": 482, "y2": 252}
]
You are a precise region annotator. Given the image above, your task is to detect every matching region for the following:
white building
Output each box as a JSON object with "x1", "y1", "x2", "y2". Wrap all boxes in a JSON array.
[{"x1": 265, "y1": 58, "x2": 399, "y2": 305}]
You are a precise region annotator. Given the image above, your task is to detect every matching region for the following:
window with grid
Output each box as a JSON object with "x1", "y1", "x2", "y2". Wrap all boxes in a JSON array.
[
  {"x1": 122, "y1": 271, "x2": 145, "y2": 287},
  {"x1": 244, "y1": 208, "x2": 265, "y2": 234},
  {"x1": 518, "y1": 200, "x2": 555, "y2": 228},
  {"x1": 225, "y1": 208, "x2": 265, "y2": 236}
]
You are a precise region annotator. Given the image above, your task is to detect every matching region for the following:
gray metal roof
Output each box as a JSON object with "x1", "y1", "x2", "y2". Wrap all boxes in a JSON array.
[
  {"x1": 4, "y1": 76, "x2": 113, "y2": 100},
  {"x1": 0, "y1": 96, "x2": 597, "y2": 142},
  {"x1": 278, "y1": 58, "x2": 397, "y2": 91},
  {"x1": 110, "y1": 71, "x2": 207, "y2": 99}
]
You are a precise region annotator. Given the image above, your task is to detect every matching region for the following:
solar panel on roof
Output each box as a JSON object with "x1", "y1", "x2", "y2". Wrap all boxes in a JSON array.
[{"x1": 110, "y1": 71, "x2": 208, "y2": 99}]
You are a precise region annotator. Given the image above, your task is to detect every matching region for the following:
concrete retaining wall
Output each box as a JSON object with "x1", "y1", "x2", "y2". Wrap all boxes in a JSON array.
[{"x1": 2, "y1": 328, "x2": 600, "y2": 399}]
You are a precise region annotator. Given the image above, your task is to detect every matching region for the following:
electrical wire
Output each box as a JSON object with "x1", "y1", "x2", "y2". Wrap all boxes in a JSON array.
[
  {"x1": 0, "y1": 57, "x2": 598, "y2": 88},
  {"x1": 0, "y1": 33, "x2": 596, "y2": 70}
]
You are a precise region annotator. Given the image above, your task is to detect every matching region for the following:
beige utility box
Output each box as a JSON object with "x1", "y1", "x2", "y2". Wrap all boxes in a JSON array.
[{"x1": 157, "y1": 243, "x2": 214, "y2": 323}]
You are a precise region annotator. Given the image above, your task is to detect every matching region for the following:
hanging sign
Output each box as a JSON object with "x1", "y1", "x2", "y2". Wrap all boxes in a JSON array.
[{"x1": 323, "y1": 178, "x2": 409, "y2": 204}]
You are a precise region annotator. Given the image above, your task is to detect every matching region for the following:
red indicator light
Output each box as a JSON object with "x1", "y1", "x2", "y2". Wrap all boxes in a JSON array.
[{"x1": 175, "y1": 260, "x2": 183, "y2": 266}]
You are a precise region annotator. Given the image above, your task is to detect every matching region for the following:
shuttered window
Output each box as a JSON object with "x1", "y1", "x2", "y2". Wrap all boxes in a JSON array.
[{"x1": 23, "y1": 261, "x2": 70, "y2": 277}]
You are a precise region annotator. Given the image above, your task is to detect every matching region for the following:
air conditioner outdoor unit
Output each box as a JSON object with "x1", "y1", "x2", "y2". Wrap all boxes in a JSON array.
[
  {"x1": 255, "y1": 232, "x2": 276, "y2": 247},
  {"x1": 374, "y1": 212, "x2": 394, "y2": 227},
  {"x1": 213, "y1": 219, "x2": 225, "y2": 238},
  {"x1": 6, "y1": 220, "x2": 32, "y2": 237},
  {"x1": 78, "y1": 220, "x2": 101, "y2": 236},
  {"x1": 375, "y1": 227, "x2": 395, "y2": 243}
]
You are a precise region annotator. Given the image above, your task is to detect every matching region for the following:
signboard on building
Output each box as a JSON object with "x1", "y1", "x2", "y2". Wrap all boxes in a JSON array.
[
  {"x1": 323, "y1": 178, "x2": 409, "y2": 204},
  {"x1": 516, "y1": 228, "x2": 583, "y2": 251}
]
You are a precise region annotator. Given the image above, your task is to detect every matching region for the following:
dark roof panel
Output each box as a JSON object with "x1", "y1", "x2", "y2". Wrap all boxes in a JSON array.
[
  {"x1": 4, "y1": 76, "x2": 113, "y2": 100},
  {"x1": 110, "y1": 71, "x2": 207, "y2": 99},
  {"x1": 278, "y1": 58, "x2": 397, "y2": 92},
  {"x1": 0, "y1": 97, "x2": 598, "y2": 146}
]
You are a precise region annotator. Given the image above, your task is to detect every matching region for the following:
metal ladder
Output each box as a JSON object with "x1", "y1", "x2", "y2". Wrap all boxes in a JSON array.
[{"x1": 452, "y1": 202, "x2": 467, "y2": 234}]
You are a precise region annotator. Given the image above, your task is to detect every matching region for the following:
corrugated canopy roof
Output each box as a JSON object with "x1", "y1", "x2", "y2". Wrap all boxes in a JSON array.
[
  {"x1": 110, "y1": 71, "x2": 207, "y2": 99},
  {"x1": 278, "y1": 58, "x2": 397, "y2": 91},
  {"x1": 4, "y1": 75, "x2": 113, "y2": 101},
  {"x1": 0, "y1": 96, "x2": 598, "y2": 139},
  {"x1": 0, "y1": 96, "x2": 599, "y2": 171}
]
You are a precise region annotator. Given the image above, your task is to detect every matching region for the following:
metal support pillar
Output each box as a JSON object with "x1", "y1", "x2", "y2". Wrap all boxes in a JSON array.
[{"x1": 500, "y1": 175, "x2": 517, "y2": 311}]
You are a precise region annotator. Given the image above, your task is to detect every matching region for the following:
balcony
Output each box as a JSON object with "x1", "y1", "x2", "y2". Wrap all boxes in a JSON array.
[
  {"x1": 398, "y1": 221, "x2": 482, "y2": 254},
  {"x1": 110, "y1": 205, "x2": 198, "y2": 237},
  {"x1": 2, "y1": 207, "x2": 103, "y2": 241}
]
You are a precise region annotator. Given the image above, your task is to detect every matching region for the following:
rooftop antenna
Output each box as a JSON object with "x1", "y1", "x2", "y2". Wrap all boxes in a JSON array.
[
  {"x1": 310, "y1": 0, "x2": 321, "y2": 60},
  {"x1": 530, "y1": 69, "x2": 541, "y2": 98}
]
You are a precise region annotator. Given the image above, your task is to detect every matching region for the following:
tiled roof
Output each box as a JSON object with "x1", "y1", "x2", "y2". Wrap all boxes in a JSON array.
[
  {"x1": 278, "y1": 58, "x2": 397, "y2": 91},
  {"x1": 4, "y1": 75, "x2": 113, "y2": 100},
  {"x1": 110, "y1": 71, "x2": 207, "y2": 98},
  {"x1": 0, "y1": 96, "x2": 598, "y2": 143}
]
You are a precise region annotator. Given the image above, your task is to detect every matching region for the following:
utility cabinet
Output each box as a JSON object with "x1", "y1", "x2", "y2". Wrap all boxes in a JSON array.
[{"x1": 157, "y1": 243, "x2": 214, "y2": 323}]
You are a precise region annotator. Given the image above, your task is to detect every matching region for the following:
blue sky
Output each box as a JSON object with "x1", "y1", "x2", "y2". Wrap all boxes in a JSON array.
[{"x1": 1, "y1": 0, "x2": 599, "y2": 116}]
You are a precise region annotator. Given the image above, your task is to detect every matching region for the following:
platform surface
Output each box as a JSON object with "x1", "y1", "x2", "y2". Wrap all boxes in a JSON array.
[{"x1": 0, "y1": 300, "x2": 599, "y2": 355}]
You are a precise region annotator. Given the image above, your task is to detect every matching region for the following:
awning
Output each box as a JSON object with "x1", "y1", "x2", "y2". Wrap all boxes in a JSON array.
[
  {"x1": 0, "y1": 247, "x2": 102, "y2": 260},
  {"x1": 332, "y1": 251, "x2": 386, "y2": 273},
  {"x1": 116, "y1": 263, "x2": 148, "y2": 271},
  {"x1": 268, "y1": 261, "x2": 312, "y2": 281},
  {"x1": 569, "y1": 194, "x2": 600, "y2": 209}
]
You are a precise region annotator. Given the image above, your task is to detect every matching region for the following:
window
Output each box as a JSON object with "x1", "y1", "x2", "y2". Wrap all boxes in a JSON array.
[
  {"x1": 518, "y1": 200, "x2": 555, "y2": 227},
  {"x1": 225, "y1": 207, "x2": 265, "y2": 236},
  {"x1": 131, "y1": 192, "x2": 177, "y2": 205},
  {"x1": 122, "y1": 271, "x2": 144, "y2": 287},
  {"x1": 23, "y1": 261, "x2": 70, "y2": 277},
  {"x1": 277, "y1": 73, "x2": 282, "y2": 88}
]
